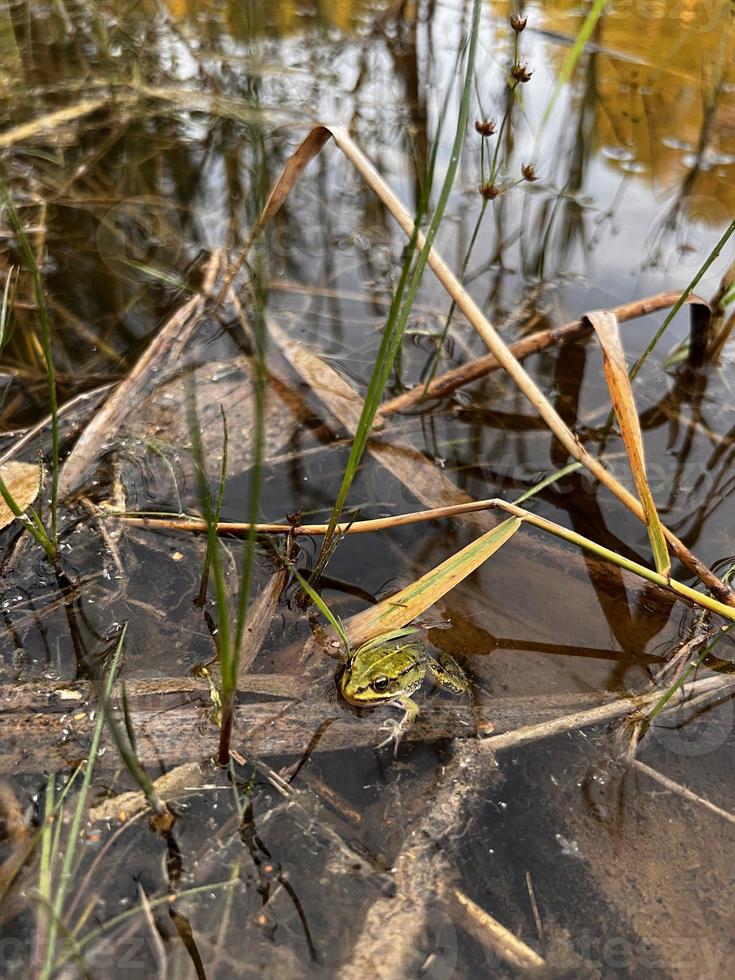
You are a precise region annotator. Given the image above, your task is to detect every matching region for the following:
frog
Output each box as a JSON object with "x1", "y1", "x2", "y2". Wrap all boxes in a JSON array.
[{"x1": 339, "y1": 638, "x2": 470, "y2": 751}]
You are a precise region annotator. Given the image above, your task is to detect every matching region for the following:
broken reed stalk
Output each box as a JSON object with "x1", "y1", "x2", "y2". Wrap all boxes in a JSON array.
[
  {"x1": 377, "y1": 291, "x2": 708, "y2": 417},
  {"x1": 258, "y1": 124, "x2": 732, "y2": 603},
  {"x1": 58, "y1": 251, "x2": 223, "y2": 495},
  {"x1": 482, "y1": 674, "x2": 735, "y2": 752},
  {"x1": 114, "y1": 498, "x2": 735, "y2": 623}
]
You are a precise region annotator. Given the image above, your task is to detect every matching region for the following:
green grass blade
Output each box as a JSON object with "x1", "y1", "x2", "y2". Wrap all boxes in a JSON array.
[
  {"x1": 314, "y1": 0, "x2": 484, "y2": 576},
  {"x1": 0, "y1": 176, "x2": 59, "y2": 552},
  {"x1": 291, "y1": 565, "x2": 349, "y2": 654},
  {"x1": 629, "y1": 219, "x2": 735, "y2": 381},
  {"x1": 40, "y1": 626, "x2": 127, "y2": 979},
  {"x1": 196, "y1": 407, "x2": 229, "y2": 607},
  {"x1": 542, "y1": 0, "x2": 610, "y2": 126},
  {"x1": 513, "y1": 462, "x2": 582, "y2": 505},
  {"x1": 186, "y1": 382, "x2": 233, "y2": 677},
  {"x1": 0, "y1": 264, "x2": 15, "y2": 350}
]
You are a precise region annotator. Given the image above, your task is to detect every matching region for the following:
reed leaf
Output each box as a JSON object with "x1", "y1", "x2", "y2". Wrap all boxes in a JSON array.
[
  {"x1": 542, "y1": 0, "x2": 610, "y2": 125},
  {"x1": 346, "y1": 516, "x2": 521, "y2": 647},
  {"x1": 586, "y1": 311, "x2": 669, "y2": 576}
]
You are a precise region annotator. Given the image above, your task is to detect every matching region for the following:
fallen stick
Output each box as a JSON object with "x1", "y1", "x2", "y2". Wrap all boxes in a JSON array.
[
  {"x1": 377, "y1": 291, "x2": 707, "y2": 417},
  {"x1": 2, "y1": 677, "x2": 730, "y2": 774}
]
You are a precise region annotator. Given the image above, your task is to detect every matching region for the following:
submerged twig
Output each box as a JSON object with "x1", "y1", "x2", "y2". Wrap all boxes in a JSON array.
[
  {"x1": 377, "y1": 291, "x2": 708, "y2": 417},
  {"x1": 0, "y1": 96, "x2": 119, "y2": 149},
  {"x1": 628, "y1": 759, "x2": 735, "y2": 827},
  {"x1": 446, "y1": 886, "x2": 545, "y2": 971}
]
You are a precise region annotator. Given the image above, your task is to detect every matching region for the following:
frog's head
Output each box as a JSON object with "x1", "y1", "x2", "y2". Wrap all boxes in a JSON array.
[{"x1": 339, "y1": 643, "x2": 420, "y2": 707}]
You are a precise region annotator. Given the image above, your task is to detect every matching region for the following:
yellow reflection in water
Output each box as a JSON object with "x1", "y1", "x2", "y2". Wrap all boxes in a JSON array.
[
  {"x1": 164, "y1": 0, "x2": 369, "y2": 34},
  {"x1": 524, "y1": 0, "x2": 735, "y2": 216}
]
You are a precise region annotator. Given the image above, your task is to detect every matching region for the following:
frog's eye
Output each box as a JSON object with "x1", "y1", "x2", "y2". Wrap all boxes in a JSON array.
[{"x1": 371, "y1": 675, "x2": 390, "y2": 693}]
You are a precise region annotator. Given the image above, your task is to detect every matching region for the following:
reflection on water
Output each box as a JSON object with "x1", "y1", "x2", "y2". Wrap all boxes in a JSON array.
[{"x1": 1, "y1": 0, "x2": 734, "y2": 977}]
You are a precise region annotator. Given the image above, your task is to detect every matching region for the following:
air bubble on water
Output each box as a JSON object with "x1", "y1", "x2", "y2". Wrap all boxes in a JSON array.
[{"x1": 555, "y1": 833, "x2": 580, "y2": 857}]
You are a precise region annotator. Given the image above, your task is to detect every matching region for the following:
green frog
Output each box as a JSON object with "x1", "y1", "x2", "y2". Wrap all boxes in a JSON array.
[{"x1": 339, "y1": 639, "x2": 470, "y2": 750}]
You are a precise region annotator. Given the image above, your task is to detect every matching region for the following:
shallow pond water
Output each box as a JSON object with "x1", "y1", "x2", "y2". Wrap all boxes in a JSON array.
[{"x1": 1, "y1": 1, "x2": 734, "y2": 977}]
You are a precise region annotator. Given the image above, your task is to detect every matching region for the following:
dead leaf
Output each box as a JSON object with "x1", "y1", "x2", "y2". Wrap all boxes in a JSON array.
[
  {"x1": 0, "y1": 461, "x2": 42, "y2": 530},
  {"x1": 585, "y1": 311, "x2": 670, "y2": 577},
  {"x1": 346, "y1": 517, "x2": 522, "y2": 646}
]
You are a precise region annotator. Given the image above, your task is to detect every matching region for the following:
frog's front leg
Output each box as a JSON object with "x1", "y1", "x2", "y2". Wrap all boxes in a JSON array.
[
  {"x1": 376, "y1": 694, "x2": 420, "y2": 755},
  {"x1": 425, "y1": 652, "x2": 470, "y2": 696}
]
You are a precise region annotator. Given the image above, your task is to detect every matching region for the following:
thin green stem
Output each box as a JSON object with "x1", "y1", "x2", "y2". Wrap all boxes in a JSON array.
[
  {"x1": 645, "y1": 626, "x2": 730, "y2": 724},
  {"x1": 41, "y1": 627, "x2": 126, "y2": 980},
  {"x1": 314, "y1": 0, "x2": 484, "y2": 576},
  {"x1": 629, "y1": 219, "x2": 735, "y2": 382},
  {"x1": 0, "y1": 177, "x2": 59, "y2": 552},
  {"x1": 196, "y1": 408, "x2": 229, "y2": 608},
  {"x1": 0, "y1": 475, "x2": 56, "y2": 558},
  {"x1": 422, "y1": 199, "x2": 488, "y2": 392}
]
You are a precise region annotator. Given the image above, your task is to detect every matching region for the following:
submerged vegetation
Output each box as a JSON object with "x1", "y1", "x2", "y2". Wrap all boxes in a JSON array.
[{"x1": 1, "y1": 0, "x2": 735, "y2": 976}]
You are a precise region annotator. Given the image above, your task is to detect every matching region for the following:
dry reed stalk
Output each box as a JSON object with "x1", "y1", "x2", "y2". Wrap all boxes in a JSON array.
[
  {"x1": 0, "y1": 96, "x2": 120, "y2": 149},
  {"x1": 0, "y1": 384, "x2": 114, "y2": 468},
  {"x1": 111, "y1": 496, "x2": 735, "y2": 623},
  {"x1": 58, "y1": 251, "x2": 222, "y2": 494},
  {"x1": 481, "y1": 674, "x2": 735, "y2": 752},
  {"x1": 253, "y1": 124, "x2": 733, "y2": 603}
]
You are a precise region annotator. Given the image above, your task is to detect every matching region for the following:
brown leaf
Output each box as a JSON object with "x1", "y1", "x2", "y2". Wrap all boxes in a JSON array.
[
  {"x1": 0, "y1": 461, "x2": 42, "y2": 530},
  {"x1": 585, "y1": 310, "x2": 670, "y2": 576}
]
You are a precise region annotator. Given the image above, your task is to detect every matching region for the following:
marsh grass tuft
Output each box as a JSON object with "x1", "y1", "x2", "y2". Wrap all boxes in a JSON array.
[
  {"x1": 185, "y1": 241, "x2": 267, "y2": 765},
  {"x1": 0, "y1": 176, "x2": 59, "y2": 560},
  {"x1": 38, "y1": 627, "x2": 126, "y2": 980}
]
